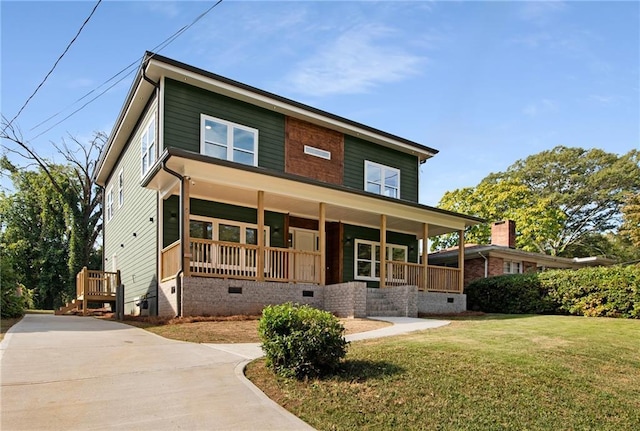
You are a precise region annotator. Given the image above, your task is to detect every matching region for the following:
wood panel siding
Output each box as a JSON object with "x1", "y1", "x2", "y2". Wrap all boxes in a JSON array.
[
  {"x1": 285, "y1": 117, "x2": 344, "y2": 184},
  {"x1": 162, "y1": 78, "x2": 285, "y2": 171},
  {"x1": 343, "y1": 135, "x2": 419, "y2": 202},
  {"x1": 342, "y1": 224, "x2": 419, "y2": 287},
  {"x1": 326, "y1": 222, "x2": 343, "y2": 285},
  {"x1": 103, "y1": 101, "x2": 158, "y2": 315}
]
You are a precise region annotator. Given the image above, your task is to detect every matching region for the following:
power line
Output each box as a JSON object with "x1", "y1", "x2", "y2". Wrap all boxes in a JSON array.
[
  {"x1": 2, "y1": 0, "x2": 103, "y2": 135},
  {"x1": 28, "y1": 0, "x2": 224, "y2": 138}
]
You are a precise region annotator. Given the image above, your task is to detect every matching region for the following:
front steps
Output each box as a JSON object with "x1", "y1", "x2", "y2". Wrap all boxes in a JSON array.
[{"x1": 366, "y1": 289, "x2": 404, "y2": 317}]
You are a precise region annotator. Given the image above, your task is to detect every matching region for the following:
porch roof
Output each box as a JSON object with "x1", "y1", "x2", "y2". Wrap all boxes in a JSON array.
[{"x1": 143, "y1": 148, "x2": 483, "y2": 238}]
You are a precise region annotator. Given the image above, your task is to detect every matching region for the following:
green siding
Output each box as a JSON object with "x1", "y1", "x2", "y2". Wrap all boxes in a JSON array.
[
  {"x1": 163, "y1": 78, "x2": 285, "y2": 171},
  {"x1": 163, "y1": 196, "x2": 286, "y2": 248},
  {"x1": 342, "y1": 224, "x2": 419, "y2": 288},
  {"x1": 104, "y1": 100, "x2": 158, "y2": 315},
  {"x1": 343, "y1": 135, "x2": 419, "y2": 202}
]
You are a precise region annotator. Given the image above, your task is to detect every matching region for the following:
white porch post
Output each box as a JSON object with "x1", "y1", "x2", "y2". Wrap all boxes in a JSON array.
[
  {"x1": 458, "y1": 229, "x2": 465, "y2": 293},
  {"x1": 257, "y1": 191, "x2": 265, "y2": 282},
  {"x1": 422, "y1": 223, "x2": 429, "y2": 291},
  {"x1": 182, "y1": 177, "x2": 191, "y2": 277},
  {"x1": 380, "y1": 214, "x2": 387, "y2": 288},
  {"x1": 319, "y1": 202, "x2": 326, "y2": 285}
]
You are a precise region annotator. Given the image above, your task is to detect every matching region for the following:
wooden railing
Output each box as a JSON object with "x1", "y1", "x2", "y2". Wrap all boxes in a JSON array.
[
  {"x1": 265, "y1": 246, "x2": 321, "y2": 284},
  {"x1": 161, "y1": 240, "x2": 181, "y2": 280},
  {"x1": 384, "y1": 262, "x2": 462, "y2": 293},
  {"x1": 76, "y1": 267, "x2": 120, "y2": 298}
]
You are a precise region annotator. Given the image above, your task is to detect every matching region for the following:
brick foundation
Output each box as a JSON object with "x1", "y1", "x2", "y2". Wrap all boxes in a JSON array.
[{"x1": 417, "y1": 292, "x2": 467, "y2": 314}]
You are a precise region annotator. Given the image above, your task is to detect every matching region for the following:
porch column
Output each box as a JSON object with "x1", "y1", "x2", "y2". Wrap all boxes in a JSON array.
[
  {"x1": 319, "y1": 202, "x2": 326, "y2": 285},
  {"x1": 458, "y1": 229, "x2": 465, "y2": 293},
  {"x1": 380, "y1": 214, "x2": 387, "y2": 288},
  {"x1": 257, "y1": 191, "x2": 265, "y2": 282},
  {"x1": 422, "y1": 223, "x2": 429, "y2": 291},
  {"x1": 182, "y1": 176, "x2": 191, "y2": 277}
]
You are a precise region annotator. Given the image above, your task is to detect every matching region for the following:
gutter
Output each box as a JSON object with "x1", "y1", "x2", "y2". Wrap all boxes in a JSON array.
[{"x1": 161, "y1": 160, "x2": 184, "y2": 318}]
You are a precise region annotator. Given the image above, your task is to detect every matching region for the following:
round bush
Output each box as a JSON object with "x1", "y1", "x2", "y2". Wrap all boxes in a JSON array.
[{"x1": 258, "y1": 303, "x2": 348, "y2": 379}]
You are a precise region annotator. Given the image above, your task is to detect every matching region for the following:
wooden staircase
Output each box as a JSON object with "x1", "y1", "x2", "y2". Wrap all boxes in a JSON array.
[{"x1": 55, "y1": 267, "x2": 120, "y2": 316}]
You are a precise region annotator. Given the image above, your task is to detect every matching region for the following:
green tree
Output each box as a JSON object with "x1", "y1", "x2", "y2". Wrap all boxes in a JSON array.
[
  {"x1": 434, "y1": 146, "x2": 640, "y2": 258},
  {"x1": 0, "y1": 159, "x2": 72, "y2": 308},
  {"x1": 620, "y1": 192, "x2": 640, "y2": 249}
]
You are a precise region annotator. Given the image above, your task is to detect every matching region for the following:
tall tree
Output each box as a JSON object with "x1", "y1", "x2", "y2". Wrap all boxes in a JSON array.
[
  {"x1": 1, "y1": 118, "x2": 105, "y2": 283},
  {"x1": 620, "y1": 192, "x2": 640, "y2": 249},
  {"x1": 434, "y1": 146, "x2": 640, "y2": 258},
  {"x1": 0, "y1": 159, "x2": 72, "y2": 308}
]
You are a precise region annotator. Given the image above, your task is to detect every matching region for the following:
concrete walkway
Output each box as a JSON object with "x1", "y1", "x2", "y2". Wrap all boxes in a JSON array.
[{"x1": 1, "y1": 314, "x2": 448, "y2": 431}]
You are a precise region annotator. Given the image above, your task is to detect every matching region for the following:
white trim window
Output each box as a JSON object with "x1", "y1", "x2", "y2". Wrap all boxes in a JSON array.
[
  {"x1": 141, "y1": 118, "x2": 156, "y2": 176},
  {"x1": 117, "y1": 169, "x2": 124, "y2": 208},
  {"x1": 201, "y1": 114, "x2": 258, "y2": 166},
  {"x1": 503, "y1": 260, "x2": 523, "y2": 274},
  {"x1": 354, "y1": 239, "x2": 407, "y2": 281},
  {"x1": 365, "y1": 161, "x2": 400, "y2": 198},
  {"x1": 106, "y1": 187, "x2": 114, "y2": 223},
  {"x1": 304, "y1": 145, "x2": 331, "y2": 160}
]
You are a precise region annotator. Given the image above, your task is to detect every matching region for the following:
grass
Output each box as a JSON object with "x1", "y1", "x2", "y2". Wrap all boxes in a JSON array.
[
  {"x1": 246, "y1": 315, "x2": 640, "y2": 431},
  {"x1": 117, "y1": 315, "x2": 390, "y2": 344}
]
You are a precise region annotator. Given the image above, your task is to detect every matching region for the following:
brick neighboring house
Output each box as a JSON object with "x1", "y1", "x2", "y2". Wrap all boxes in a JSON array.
[{"x1": 428, "y1": 220, "x2": 615, "y2": 287}]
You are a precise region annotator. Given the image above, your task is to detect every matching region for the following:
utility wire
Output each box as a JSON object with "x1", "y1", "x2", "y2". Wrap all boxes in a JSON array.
[
  {"x1": 2, "y1": 0, "x2": 103, "y2": 135},
  {"x1": 29, "y1": 0, "x2": 224, "y2": 138}
]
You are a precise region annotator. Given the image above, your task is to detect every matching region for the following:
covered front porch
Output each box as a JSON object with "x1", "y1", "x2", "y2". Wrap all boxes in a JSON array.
[{"x1": 148, "y1": 149, "x2": 478, "y2": 295}]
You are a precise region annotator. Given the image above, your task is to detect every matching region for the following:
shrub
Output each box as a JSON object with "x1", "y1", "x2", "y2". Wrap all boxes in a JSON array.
[
  {"x1": 1, "y1": 283, "x2": 26, "y2": 319},
  {"x1": 465, "y1": 273, "x2": 557, "y2": 314},
  {"x1": 258, "y1": 303, "x2": 348, "y2": 379}
]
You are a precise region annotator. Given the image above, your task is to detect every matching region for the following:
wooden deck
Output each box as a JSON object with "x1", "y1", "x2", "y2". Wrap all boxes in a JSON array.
[{"x1": 55, "y1": 268, "x2": 120, "y2": 316}]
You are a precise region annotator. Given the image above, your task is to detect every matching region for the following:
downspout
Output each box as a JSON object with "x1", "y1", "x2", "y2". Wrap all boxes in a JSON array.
[
  {"x1": 162, "y1": 160, "x2": 184, "y2": 317},
  {"x1": 478, "y1": 252, "x2": 488, "y2": 278},
  {"x1": 99, "y1": 185, "x2": 105, "y2": 271}
]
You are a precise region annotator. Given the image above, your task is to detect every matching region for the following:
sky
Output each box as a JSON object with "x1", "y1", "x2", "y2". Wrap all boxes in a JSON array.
[{"x1": 1, "y1": 0, "x2": 639, "y2": 205}]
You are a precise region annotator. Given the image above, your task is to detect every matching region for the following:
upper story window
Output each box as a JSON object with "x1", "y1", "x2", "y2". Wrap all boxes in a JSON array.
[
  {"x1": 200, "y1": 114, "x2": 258, "y2": 167},
  {"x1": 354, "y1": 239, "x2": 407, "y2": 281},
  {"x1": 141, "y1": 118, "x2": 156, "y2": 177},
  {"x1": 117, "y1": 169, "x2": 124, "y2": 208},
  {"x1": 365, "y1": 161, "x2": 400, "y2": 198},
  {"x1": 503, "y1": 260, "x2": 522, "y2": 274},
  {"x1": 106, "y1": 187, "x2": 114, "y2": 223}
]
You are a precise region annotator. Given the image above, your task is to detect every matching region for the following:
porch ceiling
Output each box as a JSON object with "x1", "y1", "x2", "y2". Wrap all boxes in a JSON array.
[{"x1": 145, "y1": 149, "x2": 482, "y2": 238}]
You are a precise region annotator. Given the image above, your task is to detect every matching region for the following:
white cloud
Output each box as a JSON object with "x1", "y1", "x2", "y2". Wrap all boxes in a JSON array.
[
  {"x1": 145, "y1": 1, "x2": 181, "y2": 19},
  {"x1": 285, "y1": 24, "x2": 426, "y2": 97},
  {"x1": 518, "y1": 1, "x2": 566, "y2": 24},
  {"x1": 523, "y1": 99, "x2": 558, "y2": 117}
]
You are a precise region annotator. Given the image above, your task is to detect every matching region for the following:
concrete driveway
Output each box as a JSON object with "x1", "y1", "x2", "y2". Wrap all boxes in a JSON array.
[
  {"x1": 1, "y1": 314, "x2": 449, "y2": 431},
  {"x1": 1, "y1": 314, "x2": 313, "y2": 431}
]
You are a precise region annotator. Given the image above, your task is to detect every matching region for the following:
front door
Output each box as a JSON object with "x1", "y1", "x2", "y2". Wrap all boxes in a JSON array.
[{"x1": 290, "y1": 228, "x2": 318, "y2": 282}]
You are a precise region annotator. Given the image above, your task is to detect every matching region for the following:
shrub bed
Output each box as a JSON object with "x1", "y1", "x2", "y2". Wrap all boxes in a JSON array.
[
  {"x1": 258, "y1": 303, "x2": 348, "y2": 379},
  {"x1": 465, "y1": 264, "x2": 640, "y2": 318}
]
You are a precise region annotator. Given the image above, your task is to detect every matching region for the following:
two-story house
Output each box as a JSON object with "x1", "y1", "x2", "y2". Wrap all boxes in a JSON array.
[{"x1": 92, "y1": 52, "x2": 481, "y2": 318}]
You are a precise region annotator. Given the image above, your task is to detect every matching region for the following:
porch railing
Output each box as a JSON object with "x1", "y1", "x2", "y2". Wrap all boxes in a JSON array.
[
  {"x1": 76, "y1": 267, "x2": 120, "y2": 298},
  {"x1": 385, "y1": 262, "x2": 462, "y2": 293},
  {"x1": 161, "y1": 240, "x2": 181, "y2": 281}
]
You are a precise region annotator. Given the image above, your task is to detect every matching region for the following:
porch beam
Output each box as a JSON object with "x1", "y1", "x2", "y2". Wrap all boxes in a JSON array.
[
  {"x1": 319, "y1": 202, "x2": 326, "y2": 285},
  {"x1": 422, "y1": 223, "x2": 429, "y2": 291},
  {"x1": 182, "y1": 176, "x2": 191, "y2": 277},
  {"x1": 257, "y1": 191, "x2": 265, "y2": 282},
  {"x1": 458, "y1": 229, "x2": 465, "y2": 293},
  {"x1": 380, "y1": 214, "x2": 387, "y2": 288}
]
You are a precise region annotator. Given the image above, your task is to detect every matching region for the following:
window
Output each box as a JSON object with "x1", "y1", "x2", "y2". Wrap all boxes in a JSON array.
[
  {"x1": 117, "y1": 169, "x2": 124, "y2": 208},
  {"x1": 365, "y1": 161, "x2": 400, "y2": 198},
  {"x1": 503, "y1": 260, "x2": 522, "y2": 274},
  {"x1": 141, "y1": 118, "x2": 156, "y2": 176},
  {"x1": 201, "y1": 114, "x2": 258, "y2": 166},
  {"x1": 354, "y1": 239, "x2": 407, "y2": 281},
  {"x1": 304, "y1": 145, "x2": 331, "y2": 160},
  {"x1": 106, "y1": 188, "x2": 113, "y2": 223}
]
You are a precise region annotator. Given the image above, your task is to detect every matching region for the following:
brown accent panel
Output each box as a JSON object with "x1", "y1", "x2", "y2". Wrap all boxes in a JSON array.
[
  {"x1": 285, "y1": 117, "x2": 344, "y2": 184},
  {"x1": 289, "y1": 216, "x2": 319, "y2": 231},
  {"x1": 326, "y1": 222, "x2": 343, "y2": 285}
]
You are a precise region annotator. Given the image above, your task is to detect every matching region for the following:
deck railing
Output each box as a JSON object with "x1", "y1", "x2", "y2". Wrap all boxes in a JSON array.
[
  {"x1": 76, "y1": 267, "x2": 120, "y2": 298},
  {"x1": 160, "y1": 240, "x2": 460, "y2": 292}
]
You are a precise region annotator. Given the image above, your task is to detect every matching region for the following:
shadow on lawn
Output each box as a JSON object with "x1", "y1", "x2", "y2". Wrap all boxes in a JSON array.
[
  {"x1": 332, "y1": 359, "x2": 405, "y2": 382},
  {"x1": 420, "y1": 312, "x2": 543, "y2": 322}
]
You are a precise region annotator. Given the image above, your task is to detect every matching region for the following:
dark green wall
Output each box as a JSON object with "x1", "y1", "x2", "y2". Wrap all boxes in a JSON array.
[
  {"x1": 342, "y1": 224, "x2": 419, "y2": 288},
  {"x1": 163, "y1": 196, "x2": 286, "y2": 248},
  {"x1": 163, "y1": 78, "x2": 285, "y2": 171},
  {"x1": 343, "y1": 135, "x2": 419, "y2": 202}
]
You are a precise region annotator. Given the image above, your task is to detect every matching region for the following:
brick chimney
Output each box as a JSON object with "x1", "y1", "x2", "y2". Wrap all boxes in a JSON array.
[{"x1": 491, "y1": 220, "x2": 516, "y2": 248}]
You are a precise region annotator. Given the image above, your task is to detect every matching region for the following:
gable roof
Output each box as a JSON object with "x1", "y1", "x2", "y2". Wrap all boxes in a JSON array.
[{"x1": 96, "y1": 52, "x2": 439, "y2": 186}]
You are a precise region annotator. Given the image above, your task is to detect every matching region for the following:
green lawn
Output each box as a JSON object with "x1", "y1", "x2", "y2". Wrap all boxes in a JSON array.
[{"x1": 246, "y1": 315, "x2": 640, "y2": 430}]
